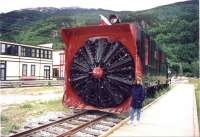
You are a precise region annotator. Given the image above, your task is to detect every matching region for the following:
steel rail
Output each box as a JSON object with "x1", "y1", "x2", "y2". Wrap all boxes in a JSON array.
[
  {"x1": 58, "y1": 113, "x2": 109, "y2": 137},
  {"x1": 9, "y1": 111, "x2": 88, "y2": 137}
]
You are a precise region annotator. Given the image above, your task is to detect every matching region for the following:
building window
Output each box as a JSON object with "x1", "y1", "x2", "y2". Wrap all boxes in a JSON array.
[
  {"x1": 31, "y1": 65, "x2": 35, "y2": 76},
  {"x1": 44, "y1": 66, "x2": 50, "y2": 80},
  {"x1": 60, "y1": 53, "x2": 64, "y2": 65},
  {"x1": 0, "y1": 44, "x2": 18, "y2": 56},
  {"x1": 26, "y1": 47, "x2": 31, "y2": 57},
  {"x1": 0, "y1": 43, "x2": 6, "y2": 54},
  {"x1": 6, "y1": 44, "x2": 18, "y2": 56},
  {"x1": 48, "y1": 51, "x2": 52, "y2": 59},
  {"x1": 21, "y1": 47, "x2": 42, "y2": 58},
  {"x1": 36, "y1": 49, "x2": 40, "y2": 58},
  {"x1": 40, "y1": 49, "x2": 44, "y2": 58},
  {"x1": 60, "y1": 67, "x2": 64, "y2": 78},
  {"x1": 31, "y1": 48, "x2": 36, "y2": 57},
  {"x1": 0, "y1": 61, "x2": 6, "y2": 80},
  {"x1": 44, "y1": 50, "x2": 48, "y2": 59},
  {"x1": 21, "y1": 47, "x2": 26, "y2": 56},
  {"x1": 21, "y1": 47, "x2": 32, "y2": 57},
  {"x1": 22, "y1": 64, "x2": 27, "y2": 76}
]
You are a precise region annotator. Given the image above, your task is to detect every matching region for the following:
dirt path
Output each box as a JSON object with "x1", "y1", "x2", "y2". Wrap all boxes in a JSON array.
[
  {"x1": 0, "y1": 93, "x2": 63, "y2": 105},
  {"x1": 0, "y1": 86, "x2": 64, "y2": 110},
  {"x1": 0, "y1": 86, "x2": 63, "y2": 95}
]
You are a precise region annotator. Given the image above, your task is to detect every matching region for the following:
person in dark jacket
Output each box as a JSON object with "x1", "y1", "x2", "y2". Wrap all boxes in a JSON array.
[{"x1": 129, "y1": 78, "x2": 145, "y2": 126}]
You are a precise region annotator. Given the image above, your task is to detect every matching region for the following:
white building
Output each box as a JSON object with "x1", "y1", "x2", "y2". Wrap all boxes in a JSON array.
[
  {"x1": 53, "y1": 50, "x2": 65, "y2": 80},
  {"x1": 0, "y1": 41, "x2": 53, "y2": 81}
]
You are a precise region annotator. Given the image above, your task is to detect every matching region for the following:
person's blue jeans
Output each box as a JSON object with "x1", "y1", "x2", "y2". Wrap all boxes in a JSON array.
[{"x1": 129, "y1": 107, "x2": 141, "y2": 121}]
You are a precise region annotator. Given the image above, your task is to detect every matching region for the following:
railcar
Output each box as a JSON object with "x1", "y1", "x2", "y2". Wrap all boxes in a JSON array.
[{"x1": 61, "y1": 23, "x2": 168, "y2": 113}]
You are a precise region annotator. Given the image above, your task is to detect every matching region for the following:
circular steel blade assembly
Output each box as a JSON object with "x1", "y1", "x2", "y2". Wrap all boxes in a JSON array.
[{"x1": 70, "y1": 38, "x2": 135, "y2": 108}]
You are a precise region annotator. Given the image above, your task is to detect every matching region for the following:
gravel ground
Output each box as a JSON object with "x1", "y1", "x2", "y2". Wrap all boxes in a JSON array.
[
  {"x1": 0, "y1": 86, "x2": 63, "y2": 95},
  {"x1": 0, "y1": 86, "x2": 64, "y2": 110},
  {"x1": 0, "y1": 93, "x2": 63, "y2": 110},
  {"x1": 6, "y1": 111, "x2": 74, "y2": 136},
  {"x1": 24, "y1": 111, "x2": 69, "y2": 128}
]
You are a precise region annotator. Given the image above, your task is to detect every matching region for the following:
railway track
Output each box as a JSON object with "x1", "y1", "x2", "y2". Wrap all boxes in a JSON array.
[
  {"x1": 9, "y1": 110, "x2": 123, "y2": 137},
  {"x1": 8, "y1": 89, "x2": 169, "y2": 137}
]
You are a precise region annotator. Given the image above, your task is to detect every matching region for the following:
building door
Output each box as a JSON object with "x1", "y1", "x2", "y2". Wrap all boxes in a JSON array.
[
  {"x1": 53, "y1": 68, "x2": 59, "y2": 79},
  {"x1": 44, "y1": 66, "x2": 50, "y2": 80},
  {"x1": 0, "y1": 61, "x2": 6, "y2": 81},
  {"x1": 22, "y1": 64, "x2": 27, "y2": 76}
]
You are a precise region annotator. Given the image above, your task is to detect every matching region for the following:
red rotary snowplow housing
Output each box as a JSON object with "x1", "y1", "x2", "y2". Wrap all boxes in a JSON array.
[{"x1": 61, "y1": 23, "x2": 142, "y2": 113}]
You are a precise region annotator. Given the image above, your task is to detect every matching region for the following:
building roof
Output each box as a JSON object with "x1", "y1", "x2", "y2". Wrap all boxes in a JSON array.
[
  {"x1": 0, "y1": 40, "x2": 53, "y2": 50},
  {"x1": 37, "y1": 43, "x2": 53, "y2": 48}
]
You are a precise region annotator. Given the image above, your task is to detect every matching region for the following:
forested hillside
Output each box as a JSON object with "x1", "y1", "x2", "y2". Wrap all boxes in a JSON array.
[
  {"x1": 0, "y1": 0, "x2": 198, "y2": 76},
  {"x1": 121, "y1": 0, "x2": 199, "y2": 76}
]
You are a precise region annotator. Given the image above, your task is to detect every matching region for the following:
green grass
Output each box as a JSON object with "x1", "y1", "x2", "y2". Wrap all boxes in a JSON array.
[
  {"x1": 196, "y1": 89, "x2": 200, "y2": 129},
  {"x1": 1, "y1": 99, "x2": 68, "y2": 135},
  {"x1": 189, "y1": 78, "x2": 200, "y2": 130},
  {"x1": 1, "y1": 114, "x2": 19, "y2": 134},
  {"x1": 20, "y1": 103, "x2": 33, "y2": 109},
  {"x1": 195, "y1": 82, "x2": 200, "y2": 130}
]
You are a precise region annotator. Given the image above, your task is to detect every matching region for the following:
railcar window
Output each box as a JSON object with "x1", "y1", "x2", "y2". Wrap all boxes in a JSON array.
[
  {"x1": 159, "y1": 50, "x2": 164, "y2": 75},
  {"x1": 144, "y1": 38, "x2": 149, "y2": 66},
  {"x1": 143, "y1": 36, "x2": 150, "y2": 74},
  {"x1": 162, "y1": 63, "x2": 166, "y2": 75},
  {"x1": 158, "y1": 50, "x2": 161, "y2": 75},
  {"x1": 150, "y1": 40, "x2": 156, "y2": 74},
  {"x1": 161, "y1": 63, "x2": 166, "y2": 76},
  {"x1": 136, "y1": 30, "x2": 142, "y2": 55},
  {"x1": 136, "y1": 30, "x2": 145, "y2": 67},
  {"x1": 154, "y1": 48, "x2": 159, "y2": 75},
  {"x1": 141, "y1": 32, "x2": 145, "y2": 66},
  {"x1": 160, "y1": 52, "x2": 165, "y2": 75},
  {"x1": 150, "y1": 41, "x2": 155, "y2": 64}
]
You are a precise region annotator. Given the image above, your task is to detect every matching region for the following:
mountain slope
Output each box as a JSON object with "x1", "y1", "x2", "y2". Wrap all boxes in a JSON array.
[
  {"x1": 120, "y1": 0, "x2": 199, "y2": 76},
  {"x1": 0, "y1": 8, "x2": 113, "y2": 41},
  {"x1": 0, "y1": 0, "x2": 198, "y2": 76}
]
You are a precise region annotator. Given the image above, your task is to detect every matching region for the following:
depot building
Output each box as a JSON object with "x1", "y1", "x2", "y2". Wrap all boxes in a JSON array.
[{"x1": 0, "y1": 41, "x2": 53, "y2": 81}]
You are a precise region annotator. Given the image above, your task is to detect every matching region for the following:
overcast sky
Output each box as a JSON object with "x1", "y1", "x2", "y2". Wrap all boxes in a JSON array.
[{"x1": 0, "y1": 0, "x2": 188, "y2": 13}]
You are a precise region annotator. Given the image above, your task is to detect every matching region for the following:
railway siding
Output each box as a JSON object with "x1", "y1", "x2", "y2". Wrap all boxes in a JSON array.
[
  {"x1": 8, "y1": 111, "x2": 123, "y2": 137},
  {"x1": 6, "y1": 85, "x2": 169, "y2": 137}
]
